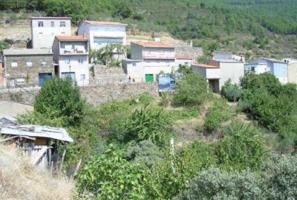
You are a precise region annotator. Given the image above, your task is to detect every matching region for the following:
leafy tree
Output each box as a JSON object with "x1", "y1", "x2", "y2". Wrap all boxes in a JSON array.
[
  {"x1": 77, "y1": 146, "x2": 160, "y2": 200},
  {"x1": 90, "y1": 44, "x2": 127, "y2": 67},
  {"x1": 221, "y1": 79, "x2": 242, "y2": 102},
  {"x1": 215, "y1": 122, "x2": 267, "y2": 170},
  {"x1": 173, "y1": 72, "x2": 208, "y2": 107},
  {"x1": 34, "y1": 78, "x2": 85, "y2": 126}
]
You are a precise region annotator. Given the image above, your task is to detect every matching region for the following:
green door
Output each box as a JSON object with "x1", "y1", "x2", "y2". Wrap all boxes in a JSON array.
[{"x1": 145, "y1": 74, "x2": 154, "y2": 82}]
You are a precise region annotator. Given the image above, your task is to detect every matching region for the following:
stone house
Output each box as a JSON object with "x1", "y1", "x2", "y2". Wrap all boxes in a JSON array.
[
  {"x1": 77, "y1": 20, "x2": 127, "y2": 51},
  {"x1": 31, "y1": 17, "x2": 71, "y2": 49},
  {"x1": 123, "y1": 41, "x2": 177, "y2": 83},
  {"x1": 52, "y1": 35, "x2": 90, "y2": 86},
  {"x1": 3, "y1": 49, "x2": 54, "y2": 87}
]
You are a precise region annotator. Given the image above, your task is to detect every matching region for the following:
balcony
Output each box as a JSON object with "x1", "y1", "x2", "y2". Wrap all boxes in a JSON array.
[{"x1": 60, "y1": 46, "x2": 88, "y2": 55}]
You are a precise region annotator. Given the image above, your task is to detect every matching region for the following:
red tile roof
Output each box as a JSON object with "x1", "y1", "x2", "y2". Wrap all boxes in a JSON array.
[
  {"x1": 192, "y1": 63, "x2": 219, "y2": 69},
  {"x1": 132, "y1": 41, "x2": 174, "y2": 48},
  {"x1": 55, "y1": 35, "x2": 88, "y2": 42},
  {"x1": 84, "y1": 20, "x2": 127, "y2": 26}
]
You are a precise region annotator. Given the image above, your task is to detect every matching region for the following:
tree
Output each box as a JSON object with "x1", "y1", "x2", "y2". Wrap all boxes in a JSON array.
[
  {"x1": 77, "y1": 146, "x2": 159, "y2": 200},
  {"x1": 34, "y1": 78, "x2": 85, "y2": 126},
  {"x1": 215, "y1": 122, "x2": 267, "y2": 170},
  {"x1": 90, "y1": 44, "x2": 127, "y2": 67},
  {"x1": 173, "y1": 72, "x2": 208, "y2": 107},
  {"x1": 221, "y1": 79, "x2": 242, "y2": 102}
]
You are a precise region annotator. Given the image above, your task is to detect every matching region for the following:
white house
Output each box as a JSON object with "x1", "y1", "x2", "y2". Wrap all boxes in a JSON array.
[
  {"x1": 245, "y1": 58, "x2": 288, "y2": 84},
  {"x1": 77, "y1": 20, "x2": 127, "y2": 51},
  {"x1": 192, "y1": 54, "x2": 245, "y2": 92},
  {"x1": 123, "y1": 41, "x2": 176, "y2": 83},
  {"x1": 31, "y1": 17, "x2": 71, "y2": 49},
  {"x1": 52, "y1": 35, "x2": 89, "y2": 86}
]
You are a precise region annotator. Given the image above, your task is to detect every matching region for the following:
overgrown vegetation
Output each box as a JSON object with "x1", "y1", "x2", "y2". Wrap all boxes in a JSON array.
[{"x1": 17, "y1": 70, "x2": 297, "y2": 199}]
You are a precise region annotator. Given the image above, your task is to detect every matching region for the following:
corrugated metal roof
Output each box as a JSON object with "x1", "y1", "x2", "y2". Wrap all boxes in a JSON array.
[
  {"x1": 3, "y1": 49, "x2": 52, "y2": 56},
  {"x1": 0, "y1": 125, "x2": 73, "y2": 143}
]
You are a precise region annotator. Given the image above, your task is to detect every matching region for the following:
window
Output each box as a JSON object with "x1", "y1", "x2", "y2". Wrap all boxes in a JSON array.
[
  {"x1": 38, "y1": 21, "x2": 44, "y2": 27},
  {"x1": 80, "y1": 74, "x2": 86, "y2": 80},
  {"x1": 78, "y1": 58, "x2": 84, "y2": 64},
  {"x1": 65, "y1": 59, "x2": 71, "y2": 64},
  {"x1": 11, "y1": 62, "x2": 18, "y2": 67},
  {"x1": 51, "y1": 21, "x2": 55, "y2": 27},
  {"x1": 60, "y1": 21, "x2": 66, "y2": 27},
  {"x1": 26, "y1": 62, "x2": 32, "y2": 67},
  {"x1": 41, "y1": 61, "x2": 47, "y2": 67}
]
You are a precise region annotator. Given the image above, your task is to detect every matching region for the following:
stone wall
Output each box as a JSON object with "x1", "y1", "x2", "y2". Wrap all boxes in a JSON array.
[
  {"x1": 80, "y1": 83, "x2": 158, "y2": 105},
  {"x1": 0, "y1": 83, "x2": 158, "y2": 106}
]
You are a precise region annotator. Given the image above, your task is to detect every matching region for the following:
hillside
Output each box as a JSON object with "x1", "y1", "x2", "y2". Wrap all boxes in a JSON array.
[
  {"x1": 1, "y1": 0, "x2": 297, "y2": 59},
  {"x1": 0, "y1": 145, "x2": 74, "y2": 200}
]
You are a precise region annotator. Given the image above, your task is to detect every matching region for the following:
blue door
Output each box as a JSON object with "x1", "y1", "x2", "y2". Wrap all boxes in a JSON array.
[{"x1": 39, "y1": 73, "x2": 53, "y2": 87}]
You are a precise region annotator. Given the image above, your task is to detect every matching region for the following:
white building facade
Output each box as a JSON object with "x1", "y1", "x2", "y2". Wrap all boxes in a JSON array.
[
  {"x1": 77, "y1": 21, "x2": 127, "y2": 51},
  {"x1": 31, "y1": 17, "x2": 71, "y2": 49},
  {"x1": 124, "y1": 41, "x2": 177, "y2": 83},
  {"x1": 53, "y1": 35, "x2": 89, "y2": 86}
]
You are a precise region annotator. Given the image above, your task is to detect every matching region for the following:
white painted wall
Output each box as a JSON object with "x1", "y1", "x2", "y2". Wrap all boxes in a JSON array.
[
  {"x1": 32, "y1": 19, "x2": 71, "y2": 49},
  {"x1": 245, "y1": 63, "x2": 269, "y2": 74},
  {"x1": 58, "y1": 56, "x2": 89, "y2": 86},
  {"x1": 125, "y1": 60, "x2": 176, "y2": 82},
  {"x1": 78, "y1": 22, "x2": 126, "y2": 50},
  {"x1": 219, "y1": 62, "x2": 244, "y2": 88},
  {"x1": 142, "y1": 48, "x2": 175, "y2": 59}
]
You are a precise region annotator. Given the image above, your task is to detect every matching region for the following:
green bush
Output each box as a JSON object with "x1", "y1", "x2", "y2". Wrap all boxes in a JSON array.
[
  {"x1": 221, "y1": 79, "x2": 242, "y2": 102},
  {"x1": 34, "y1": 78, "x2": 85, "y2": 126},
  {"x1": 126, "y1": 140, "x2": 163, "y2": 168},
  {"x1": 263, "y1": 154, "x2": 297, "y2": 199},
  {"x1": 176, "y1": 168, "x2": 263, "y2": 200},
  {"x1": 77, "y1": 146, "x2": 158, "y2": 200},
  {"x1": 173, "y1": 72, "x2": 208, "y2": 107},
  {"x1": 215, "y1": 122, "x2": 267, "y2": 170},
  {"x1": 240, "y1": 73, "x2": 297, "y2": 151},
  {"x1": 111, "y1": 106, "x2": 172, "y2": 145},
  {"x1": 204, "y1": 99, "x2": 232, "y2": 133}
]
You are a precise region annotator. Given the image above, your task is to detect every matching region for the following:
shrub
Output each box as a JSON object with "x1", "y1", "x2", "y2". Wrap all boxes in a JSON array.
[
  {"x1": 176, "y1": 168, "x2": 263, "y2": 200},
  {"x1": 173, "y1": 72, "x2": 208, "y2": 107},
  {"x1": 77, "y1": 146, "x2": 158, "y2": 200},
  {"x1": 126, "y1": 140, "x2": 163, "y2": 168},
  {"x1": 263, "y1": 154, "x2": 297, "y2": 199},
  {"x1": 204, "y1": 99, "x2": 232, "y2": 133},
  {"x1": 215, "y1": 122, "x2": 267, "y2": 170},
  {"x1": 34, "y1": 78, "x2": 85, "y2": 127},
  {"x1": 221, "y1": 79, "x2": 242, "y2": 102},
  {"x1": 111, "y1": 106, "x2": 172, "y2": 145}
]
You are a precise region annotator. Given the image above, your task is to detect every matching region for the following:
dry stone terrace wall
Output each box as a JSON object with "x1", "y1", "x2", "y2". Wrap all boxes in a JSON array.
[{"x1": 0, "y1": 83, "x2": 158, "y2": 106}]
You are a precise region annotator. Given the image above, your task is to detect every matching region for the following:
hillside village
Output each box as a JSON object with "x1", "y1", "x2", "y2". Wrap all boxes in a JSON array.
[{"x1": 0, "y1": 9, "x2": 297, "y2": 200}]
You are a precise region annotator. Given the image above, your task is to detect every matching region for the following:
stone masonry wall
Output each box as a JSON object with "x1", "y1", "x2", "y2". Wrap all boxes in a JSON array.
[
  {"x1": 5, "y1": 54, "x2": 54, "y2": 87},
  {"x1": 0, "y1": 83, "x2": 158, "y2": 106}
]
